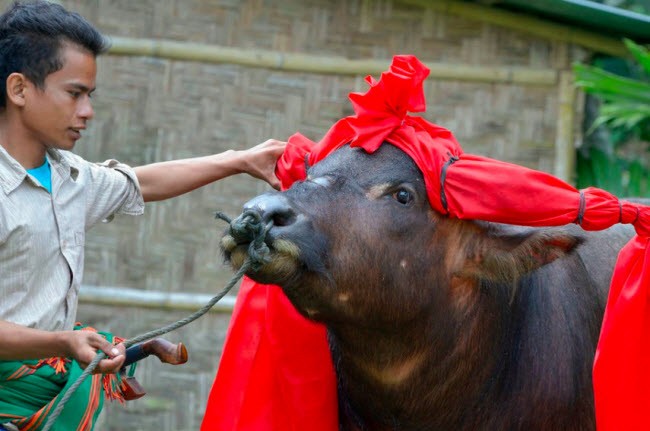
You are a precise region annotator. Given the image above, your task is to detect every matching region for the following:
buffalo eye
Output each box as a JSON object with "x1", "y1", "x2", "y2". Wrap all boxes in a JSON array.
[{"x1": 393, "y1": 188, "x2": 414, "y2": 206}]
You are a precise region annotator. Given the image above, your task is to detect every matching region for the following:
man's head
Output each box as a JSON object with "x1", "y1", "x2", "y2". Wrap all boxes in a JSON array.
[{"x1": 0, "y1": 1, "x2": 109, "y2": 110}]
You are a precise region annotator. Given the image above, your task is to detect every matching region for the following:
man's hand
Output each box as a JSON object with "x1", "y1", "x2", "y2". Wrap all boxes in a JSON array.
[
  {"x1": 0, "y1": 319, "x2": 124, "y2": 373},
  {"x1": 238, "y1": 139, "x2": 287, "y2": 190},
  {"x1": 62, "y1": 330, "x2": 125, "y2": 374}
]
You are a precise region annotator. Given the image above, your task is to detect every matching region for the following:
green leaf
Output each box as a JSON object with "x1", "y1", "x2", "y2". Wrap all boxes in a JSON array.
[
  {"x1": 623, "y1": 39, "x2": 650, "y2": 76},
  {"x1": 573, "y1": 64, "x2": 650, "y2": 104},
  {"x1": 597, "y1": 104, "x2": 650, "y2": 135}
]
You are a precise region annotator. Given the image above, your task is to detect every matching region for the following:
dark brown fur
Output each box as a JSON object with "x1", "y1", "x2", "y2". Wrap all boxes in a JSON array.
[{"x1": 221, "y1": 144, "x2": 634, "y2": 431}]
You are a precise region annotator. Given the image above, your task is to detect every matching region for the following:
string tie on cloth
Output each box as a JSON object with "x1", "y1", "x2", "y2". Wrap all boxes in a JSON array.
[
  {"x1": 577, "y1": 188, "x2": 650, "y2": 237},
  {"x1": 440, "y1": 153, "x2": 459, "y2": 213}
]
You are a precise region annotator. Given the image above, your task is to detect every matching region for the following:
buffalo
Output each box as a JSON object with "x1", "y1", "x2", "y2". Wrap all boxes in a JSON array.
[{"x1": 221, "y1": 142, "x2": 633, "y2": 431}]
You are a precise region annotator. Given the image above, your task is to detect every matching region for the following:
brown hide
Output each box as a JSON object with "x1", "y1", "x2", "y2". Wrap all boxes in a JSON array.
[{"x1": 221, "y1": 144, "x2": 634, "y2": 431}]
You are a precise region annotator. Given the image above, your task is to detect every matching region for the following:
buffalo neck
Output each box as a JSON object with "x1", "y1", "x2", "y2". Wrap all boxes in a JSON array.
[{"x1": 326, "y1": 285, "x2": 512, "y2": 430}]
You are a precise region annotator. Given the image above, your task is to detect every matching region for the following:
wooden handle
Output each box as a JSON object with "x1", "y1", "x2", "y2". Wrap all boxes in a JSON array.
[{"x1": 123, "y1": 338, "x2": 189, "y2": 367}]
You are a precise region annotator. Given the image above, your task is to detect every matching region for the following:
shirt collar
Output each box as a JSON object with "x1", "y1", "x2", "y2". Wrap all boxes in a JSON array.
[
  {"x1": 0, "y1": 146, "x2": 79, "y2": 195},
  {"x1": 46, "y1": 148, "x2": 80, "y2": 182},
  {"x1": 0, "y1": 145, "x2": 27, "y2": 195}
]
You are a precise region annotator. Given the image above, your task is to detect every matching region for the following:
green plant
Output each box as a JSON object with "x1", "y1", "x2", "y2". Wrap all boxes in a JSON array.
[
  {"x1": 574, "y1": 39, "x2": 650, "y2": 141},
  {"x1": 573, "y1": 39, "x2": 650, "y2": 195}
]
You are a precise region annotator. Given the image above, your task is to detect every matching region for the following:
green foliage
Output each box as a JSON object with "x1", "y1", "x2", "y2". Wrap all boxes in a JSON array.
[
  {"x1": 573, "y1": 39, "x2": 650, "y2": 196},
  {"x1": 576, "y1": 147, "x2": 650, "y2": 196},
  {"x1": 574, "y1": 39, "x2": 650, "y2": 141}
]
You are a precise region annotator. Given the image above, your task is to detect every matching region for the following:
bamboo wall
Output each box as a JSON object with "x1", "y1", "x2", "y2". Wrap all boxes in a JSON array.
[{"x1": 0, "y1": 0, "x2": 596, "y2": 429}]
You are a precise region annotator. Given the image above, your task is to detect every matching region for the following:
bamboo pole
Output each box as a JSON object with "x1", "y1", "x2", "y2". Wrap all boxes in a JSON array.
[
  {"x1": 107, "y1": 36, "x2": 557, "y2": 86},
  {"x1": 401, "y1": 0, "x2": 627, "y2": 58},
  {"x1": 555, "y1": 71, "x2": 577, "y2": 183},
  {"x1": 79, "y1": 285, "x2": 235, "y2": 313}
]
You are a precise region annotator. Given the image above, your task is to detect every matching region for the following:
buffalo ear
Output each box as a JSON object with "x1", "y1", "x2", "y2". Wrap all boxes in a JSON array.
[{"x1": 458, "y1": 227, "x2": 584, "y2": 283}]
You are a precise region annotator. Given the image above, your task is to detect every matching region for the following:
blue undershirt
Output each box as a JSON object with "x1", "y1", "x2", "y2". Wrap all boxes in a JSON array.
[{"x1": 27, "y1": 158, "x2": 52, "y2": 193}]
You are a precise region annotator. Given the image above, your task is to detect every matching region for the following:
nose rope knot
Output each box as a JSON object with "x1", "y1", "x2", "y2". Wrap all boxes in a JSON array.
[{"x1": 216, "y1": 210, "x2": 271, "y2": 271}]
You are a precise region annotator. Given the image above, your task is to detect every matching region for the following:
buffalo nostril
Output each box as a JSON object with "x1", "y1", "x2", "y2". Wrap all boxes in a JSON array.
[
  {"x1": 243, "y1": 193, "x2": 296, "y2": 228},
  {"x1": 272, "y1": 209, "x2": 296, "y2": 227}
]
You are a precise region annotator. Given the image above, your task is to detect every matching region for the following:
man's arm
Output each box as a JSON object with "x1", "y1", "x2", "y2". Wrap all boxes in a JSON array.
[
  {"x1": 0, "y1": 320, "x2": 125, "y2": 373},
  {"x1": 135, "y1": 139, "x2": 286, "y2": 202}
]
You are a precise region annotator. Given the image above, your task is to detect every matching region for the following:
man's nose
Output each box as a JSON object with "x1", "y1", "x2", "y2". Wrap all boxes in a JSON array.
[{"x1": 78, "y1": 96, "x2": 94, "y2": 120}]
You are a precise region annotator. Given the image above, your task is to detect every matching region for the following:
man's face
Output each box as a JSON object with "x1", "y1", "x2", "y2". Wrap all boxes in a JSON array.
[{"x1": 21, "y1": 44, "x2": 97, "y2": 151}]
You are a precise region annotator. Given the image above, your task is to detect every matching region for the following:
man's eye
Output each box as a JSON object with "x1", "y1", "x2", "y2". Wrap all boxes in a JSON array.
[
  {"x1": 69, "y1": 91, "x2": 81, "y2": 98},
  {"x1": 393, "y1": 189, "x2": 413, "y2": 205}
]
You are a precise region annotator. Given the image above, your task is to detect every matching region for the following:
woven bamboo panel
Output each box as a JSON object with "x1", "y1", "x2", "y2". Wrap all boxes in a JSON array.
[{"x1": 0, "y1": 0, "x2": 590, "y2": 429}]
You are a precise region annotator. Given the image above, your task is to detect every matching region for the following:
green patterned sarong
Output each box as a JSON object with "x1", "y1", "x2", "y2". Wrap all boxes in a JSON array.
[{"x1": 0, "y1": 325, "x2": 123, "y2": 431}]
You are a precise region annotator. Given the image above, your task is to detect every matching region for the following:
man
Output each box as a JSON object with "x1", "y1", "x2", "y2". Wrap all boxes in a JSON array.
[{"x1": 0, "y1": 1, "x2": 285, "y2": 430}]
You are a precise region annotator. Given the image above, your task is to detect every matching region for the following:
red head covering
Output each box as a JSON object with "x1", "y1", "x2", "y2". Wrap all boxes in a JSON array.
[
  {"x1": 203, "y1": 55, "x2": 650, "y2": 431},
  {"x1": 276, "y1": 54, "x2": 462, "y2": 216},
  {"x1": 277, "y1": 55, "x2": 650, "y2": 236}
]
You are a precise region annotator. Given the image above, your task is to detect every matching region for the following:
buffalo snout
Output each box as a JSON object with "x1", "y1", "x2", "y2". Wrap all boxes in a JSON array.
[{"x1": 220, "y1": 192, "x2": 314, "y2": 286}]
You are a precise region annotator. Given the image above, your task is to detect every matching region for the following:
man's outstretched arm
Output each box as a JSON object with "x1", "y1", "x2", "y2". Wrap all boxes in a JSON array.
[{"x1": 135, "y1": 139, "x2": 286, "y2": 202}]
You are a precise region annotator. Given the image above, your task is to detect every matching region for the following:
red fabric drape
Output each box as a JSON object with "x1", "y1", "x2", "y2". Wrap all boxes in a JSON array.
[
  {"x1": 200, "y1": 279, "x2": 338, "y2": 431},
  {"x1": 202, "y1": 55, "x2": 650, "y2": 430}
]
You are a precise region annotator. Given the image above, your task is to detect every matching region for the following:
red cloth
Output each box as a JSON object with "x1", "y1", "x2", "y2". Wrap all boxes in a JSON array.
[
  {"x1": 200, "y1": 279, "x2": 338, "y2": 431},
  {"x1": 202, "y1": 55, "x2": 650, "y2": 430}
]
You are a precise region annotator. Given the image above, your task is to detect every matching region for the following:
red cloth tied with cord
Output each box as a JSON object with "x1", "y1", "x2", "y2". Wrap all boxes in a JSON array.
[{"x1": 201, "y1": 55, "x2": 650, "y2": 431}]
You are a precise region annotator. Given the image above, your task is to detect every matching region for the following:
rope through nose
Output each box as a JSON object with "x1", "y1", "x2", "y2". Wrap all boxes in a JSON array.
[{"x1": 217, "y1": 209, "x2": 272, "y2": 271}]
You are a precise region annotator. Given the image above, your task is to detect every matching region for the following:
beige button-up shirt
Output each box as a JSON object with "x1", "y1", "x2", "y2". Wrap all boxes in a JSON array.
[{"x1": 0, "y1": 146, "x2": 144, "y2": 331}]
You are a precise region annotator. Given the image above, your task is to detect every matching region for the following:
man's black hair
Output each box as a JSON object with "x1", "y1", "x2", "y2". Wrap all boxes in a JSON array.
[{"x1": 0, "y1": 1, "x2": 110, "y2": 109}]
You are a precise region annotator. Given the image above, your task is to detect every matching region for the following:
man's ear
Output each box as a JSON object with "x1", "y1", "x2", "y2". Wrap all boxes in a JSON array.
[{"x1": 6, "y1": 73, "x2": 28, "y2": 107}]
